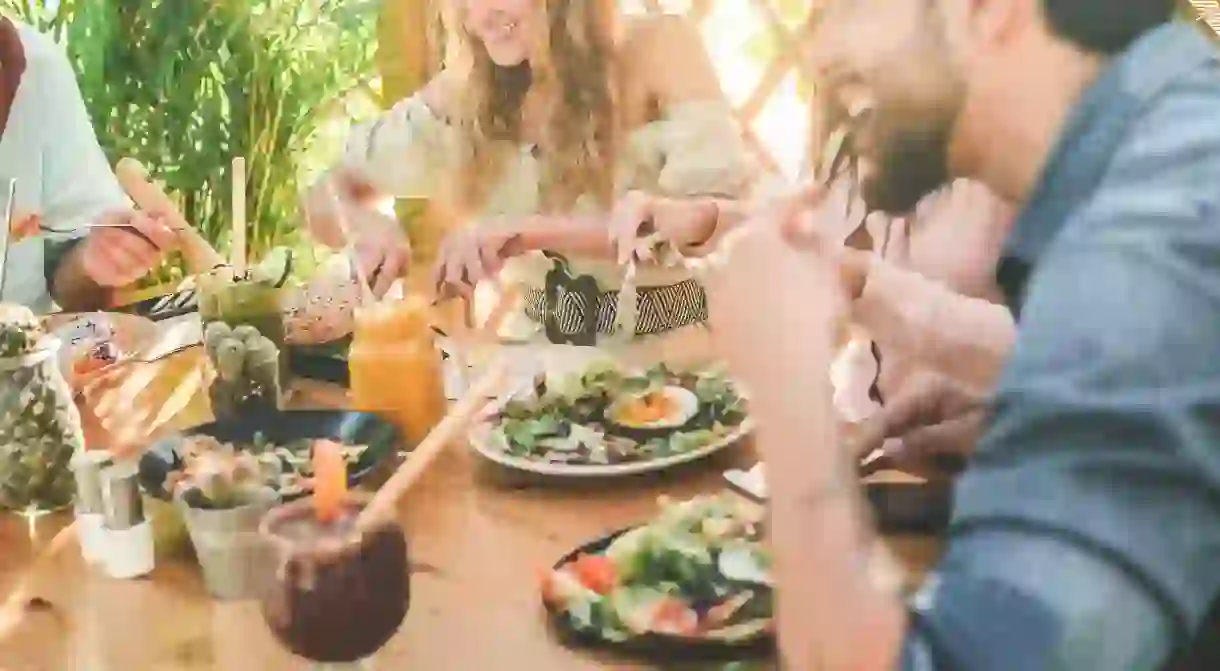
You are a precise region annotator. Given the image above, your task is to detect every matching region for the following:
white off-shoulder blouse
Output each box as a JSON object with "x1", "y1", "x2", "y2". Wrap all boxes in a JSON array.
[{"x1": 340, "y1": 95, "x2": 761, "y2": 339}]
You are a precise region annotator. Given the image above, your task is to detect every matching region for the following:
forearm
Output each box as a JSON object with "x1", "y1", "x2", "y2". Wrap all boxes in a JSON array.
[
  {"x1": 305, "y1": 169, "x2": 390, "y2": 248},
  {"x1": 762, "y1": 404, "x2": 906, "y2": 670},
  {"x1": 753, "y1": 288, "x2": 905, "y2": 670},
  {"x1": 49, "y1": 241, "x2": 112, "y2": 312},
  {"x1": 510, "y1": 214, "x2": 616, "y2": 258}
]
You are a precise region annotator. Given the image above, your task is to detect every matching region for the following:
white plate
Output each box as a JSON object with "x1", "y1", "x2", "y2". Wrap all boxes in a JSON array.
[{"x1": 468, "y1": 417, "x2": 754, "y2": 478}]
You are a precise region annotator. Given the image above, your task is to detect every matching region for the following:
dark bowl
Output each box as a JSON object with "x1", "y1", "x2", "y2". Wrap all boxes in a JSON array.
[
  {"x1": 542, "y1": 528, "x2": 775, "y2": 662},
  {"x1": 139, "y1": 409, "x2": 403, "y2": 502},
  {"x1": 288, "y1": 338, "x2": 352, "y2": 386}
]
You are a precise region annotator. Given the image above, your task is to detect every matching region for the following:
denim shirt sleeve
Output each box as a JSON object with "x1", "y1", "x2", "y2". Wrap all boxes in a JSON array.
[{"x1": 897, "y1": 55, "x2": 1220, "y2": 670}]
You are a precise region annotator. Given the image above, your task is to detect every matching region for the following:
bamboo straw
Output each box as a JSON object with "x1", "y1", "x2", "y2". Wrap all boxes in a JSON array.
[
  {"x1": 230, "y1": 158, "x2": 247, "y2": 275},
  {"x1": 355, "y1": 358, "x2": 508, "y2": 531},
  {"x1": 115, "y1": 159, "x2": 226, "y2": 273}
]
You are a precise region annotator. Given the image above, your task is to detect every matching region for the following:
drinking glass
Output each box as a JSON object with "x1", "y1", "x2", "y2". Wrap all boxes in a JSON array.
[
  {"x1": 259, "y1": 494, "x2": 410, "y2": 669},
  {"x1": 199, "y1": 270, "x2": 287, "y2": 419}
]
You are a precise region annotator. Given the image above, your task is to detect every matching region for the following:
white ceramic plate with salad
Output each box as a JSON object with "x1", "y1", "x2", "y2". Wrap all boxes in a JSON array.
[{"x1": 467, "y1": 362, "x2": 754, "y2": 477}]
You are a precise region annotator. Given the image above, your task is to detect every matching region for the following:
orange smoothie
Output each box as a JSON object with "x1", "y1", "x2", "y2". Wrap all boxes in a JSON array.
[{"x1": 348, "y1": 297, "x2": 447, "y2": 447}]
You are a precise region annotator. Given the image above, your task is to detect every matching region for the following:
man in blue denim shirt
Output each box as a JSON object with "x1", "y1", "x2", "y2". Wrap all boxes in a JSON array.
[{"x1": 704, "y1": 0, "x2": 1220, "y2": 669}]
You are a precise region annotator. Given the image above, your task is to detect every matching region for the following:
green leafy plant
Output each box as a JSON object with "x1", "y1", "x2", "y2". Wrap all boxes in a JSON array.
[{"x1": 1, "y1": 0, "x2": 380, "y2": 286}]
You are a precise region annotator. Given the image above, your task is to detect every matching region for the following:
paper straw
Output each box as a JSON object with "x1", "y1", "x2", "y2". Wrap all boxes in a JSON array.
[{"x1": 230, "y1": 158, "x2": 247, "y2": 275}]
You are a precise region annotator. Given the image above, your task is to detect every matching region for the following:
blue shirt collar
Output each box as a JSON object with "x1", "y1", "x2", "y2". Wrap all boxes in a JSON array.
[{"x1": 996, "y1": 22, "x2": 1218, "y2": 314}]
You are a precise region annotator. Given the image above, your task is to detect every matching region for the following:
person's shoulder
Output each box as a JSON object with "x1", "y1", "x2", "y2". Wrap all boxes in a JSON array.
[
  {"x1": 9, "y1": 19, "x2": 79, "y2": 90},
  {"x1": 619, "y1": 13, "x2": 722, "y2": 108},
  {"x1": 621, "y1": 12, "x2": 703, "y2": 60},
  {"x1": 10, "y1": 20, "x2": 66, "y2": 66}
]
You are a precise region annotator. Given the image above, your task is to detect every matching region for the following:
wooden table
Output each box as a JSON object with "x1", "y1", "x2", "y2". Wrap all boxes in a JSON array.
[{"x1": 0, "y1": 342, "x2": 941, "y2": 671}]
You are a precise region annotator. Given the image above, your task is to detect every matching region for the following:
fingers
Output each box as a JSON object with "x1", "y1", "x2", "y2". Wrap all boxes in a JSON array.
[
  {"x1": 609, "y1": 191, "x2": 651, "y2": 266},
  {"x1": 882, "y1": 411, "x2": 984, "y2": 478},
  {"x1": 370, "y1": 245, "x2": 404, "y2": 298},
  {"x1": 82, "y1": 229, "x2": 151, "y2": 287},
  {"x1": 848, "y1": 373, "x2": 987, "y2": 459},
  {"x1": 121, "y1": 211, "x2": 178, "y2": 253}
]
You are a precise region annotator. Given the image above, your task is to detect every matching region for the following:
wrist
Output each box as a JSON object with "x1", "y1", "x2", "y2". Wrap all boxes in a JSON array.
[{"x1": 53, "y1": 241, "x2": 113, "y2": 311}]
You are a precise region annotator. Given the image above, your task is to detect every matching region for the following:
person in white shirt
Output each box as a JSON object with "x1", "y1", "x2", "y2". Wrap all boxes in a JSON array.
[{"x1": 0, "y1": 18, "x2": 174, "y2": 313}]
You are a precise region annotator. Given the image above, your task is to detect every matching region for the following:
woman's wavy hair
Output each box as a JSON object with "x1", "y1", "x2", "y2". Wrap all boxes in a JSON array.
[{"x1": 449, "y1": 0, "x2": 620, "y2": 213}]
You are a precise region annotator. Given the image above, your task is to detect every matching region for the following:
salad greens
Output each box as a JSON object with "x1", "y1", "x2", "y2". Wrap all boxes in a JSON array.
[
  {"x1": 485, "y1": 363, "x2": 749, "y2": 466},
  {"x1": 543, "y1": 495, "x2": 773, "y2": 644}
]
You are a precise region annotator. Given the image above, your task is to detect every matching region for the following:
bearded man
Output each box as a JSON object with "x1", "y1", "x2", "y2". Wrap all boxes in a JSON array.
[{"x1": 704, "y1": 0, "x2": 1220, "y2": 669}]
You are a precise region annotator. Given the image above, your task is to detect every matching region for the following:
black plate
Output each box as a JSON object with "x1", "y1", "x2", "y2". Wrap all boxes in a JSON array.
[
  {"x1": 287, "y1": 336, "x2": 457, "y2": 387},
  {"x1": 138, "y1": 409, "x2": 403, "y2": 502},
  {"x1": 288, "y1": 338, "x2": 352, "y2": 386},
  {"x1": 543, "y1": 528, "x2": 775, "y2": 662}
]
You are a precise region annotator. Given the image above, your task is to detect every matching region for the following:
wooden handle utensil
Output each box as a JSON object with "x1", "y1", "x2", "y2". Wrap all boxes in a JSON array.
[
  {"x1": 356, "y1": 359, "x2": 508, "y2": 530},
  {"x1": 115, "y1": 158, "x2": 226, "y2": 274}
]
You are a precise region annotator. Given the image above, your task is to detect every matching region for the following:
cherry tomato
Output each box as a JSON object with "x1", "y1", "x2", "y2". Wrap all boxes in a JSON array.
[
  {"x1": 571, "y1": 554, "x2": 617, "y2": 595},
  {"x1": 651, "y1": 597, "x2": 698, "y2": 636}
]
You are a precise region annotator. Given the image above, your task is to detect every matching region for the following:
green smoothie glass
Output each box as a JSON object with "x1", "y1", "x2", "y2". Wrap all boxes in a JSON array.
[{"x1": 199, "y1": 269, "x2": 287, "y2": 419}]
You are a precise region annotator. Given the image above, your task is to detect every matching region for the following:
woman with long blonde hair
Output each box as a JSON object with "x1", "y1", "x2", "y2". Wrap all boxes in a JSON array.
[{"x1": 306, "y1": 0, "x2": 761, "y2": 348}]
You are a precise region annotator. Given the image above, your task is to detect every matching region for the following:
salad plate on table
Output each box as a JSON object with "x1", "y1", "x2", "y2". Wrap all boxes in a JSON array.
[
  {"x1": 542, "y1": 494, "x2": 774, "y2": 660},
  {"x1": 468, "y1": 362, "x2": 754, "y2": 477}
]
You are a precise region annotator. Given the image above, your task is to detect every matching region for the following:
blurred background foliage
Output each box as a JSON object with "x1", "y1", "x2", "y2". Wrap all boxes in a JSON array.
[{"x1": 0, "y1": 0, "x2": 382, "y2": 286}]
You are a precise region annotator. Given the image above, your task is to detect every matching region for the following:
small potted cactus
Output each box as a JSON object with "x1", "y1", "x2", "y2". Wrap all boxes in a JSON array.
[
  {"x1": 172, "y1": 438, "x2": 278, "y2": 599},
  {"x1": 203, "y1": 322, "x2": 282, "y2": 420}
]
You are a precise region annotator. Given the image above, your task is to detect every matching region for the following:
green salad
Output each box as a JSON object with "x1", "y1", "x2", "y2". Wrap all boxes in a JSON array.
[
  {"x1": 543, "y1": 494, "x2": 772, "y2": 643},
  {"x1": 484, "y1": 363, "x2": 749, "y2": 466}
]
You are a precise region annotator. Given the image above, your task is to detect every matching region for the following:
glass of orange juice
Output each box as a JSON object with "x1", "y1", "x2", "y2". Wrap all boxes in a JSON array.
[{"x1": 348, "y1": 296, "x2": 447, "y2": 447}]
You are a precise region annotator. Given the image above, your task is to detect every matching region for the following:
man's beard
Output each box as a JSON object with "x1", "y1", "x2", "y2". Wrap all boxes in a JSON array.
[{"x1": 859, "y1": 103, "x2": 958, "y2": 216}]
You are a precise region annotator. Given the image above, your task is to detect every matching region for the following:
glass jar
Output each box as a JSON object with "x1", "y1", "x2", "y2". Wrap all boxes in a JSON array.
[
  {"x1": 200, "y1": 270, "x2": 287, "y2": 419},
  {"x1": 0, "y1": 337, "x2": 85, "y2": 516}
]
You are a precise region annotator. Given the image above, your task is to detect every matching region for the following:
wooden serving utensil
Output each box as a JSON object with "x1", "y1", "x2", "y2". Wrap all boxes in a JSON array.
[
  {"x1": 355, "y1": 358, "x2": 508, "y2": 531},
  {"x1": 115, "y1": 158, "x2": 226, "y2": 274}
]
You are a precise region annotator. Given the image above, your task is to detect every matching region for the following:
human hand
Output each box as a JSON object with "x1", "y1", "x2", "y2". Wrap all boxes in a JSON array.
[
  {"x1": 349, "y1": 207, "x2": 411, "y2": 297},
  {"x1": 431, "y1": 223, "x2": 523, "y2": 300},
  {"x1": 849, "y1": 371, "x2": 988, "y2": 478},
  {"x1": 302, "y1": 174, "x2": 409, "y2": 298},
  {"x1": 704, "y1": 188, "x2": 849, "y2": 425},
  {"x1": 608, "y1": 190, "x2": 720, "y2": 265},
  {"x1": 77, "y1": 210, "x2": 177, "y2": 287}
]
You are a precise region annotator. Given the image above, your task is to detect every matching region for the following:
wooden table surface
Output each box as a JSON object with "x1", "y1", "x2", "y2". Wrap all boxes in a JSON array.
[{"x1": 0, "y1": 336, "x2": 942, "y2": 671}]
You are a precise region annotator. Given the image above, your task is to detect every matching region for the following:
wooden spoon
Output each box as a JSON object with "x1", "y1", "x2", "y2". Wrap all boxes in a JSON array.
[{"x1": 355, "y1": 359, "x2": 508, "y2": 531}]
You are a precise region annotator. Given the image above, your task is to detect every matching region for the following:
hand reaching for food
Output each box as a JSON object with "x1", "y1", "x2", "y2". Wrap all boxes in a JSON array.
[
  {"x1": 431, "y1": 224, "x2": 524, "y2": 300},
  {"x1": 607, "y1": 190, "x2": 720, "y2": 265},
  {"x1": 848, "y1": 372, "x2": 988, "y2": 477},
  {"x1": 77, "y1": 210, "x2": 178, "y2": 287},
  {"x1": 349, "y1": 207, "x2": 411, "y2": 297}
]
